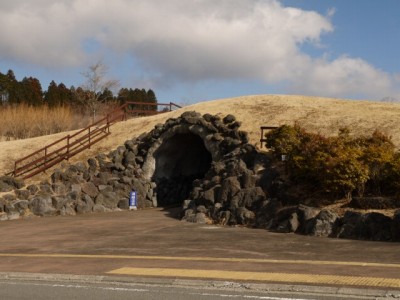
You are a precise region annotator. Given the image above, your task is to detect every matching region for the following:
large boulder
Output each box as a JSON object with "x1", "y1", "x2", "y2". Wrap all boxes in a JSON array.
[
  {"x1": 272, "y1": 206, "x2": 299, "y2": 233},
  {"x1": 304, "y1": 210, "x2": 338, "y2": 237},
  {"x1": 392, "y1": 210, "x2": 400, "y2": 242},
  {"x1": 218, "y1": 176, "x2": 241, "y2": 203},
  {"x1": 60, "y1": 204, "x2": 76, "y2": 216},
  {"x1": 334, "y1": 211, "x2": 364, "y2": 240},
  {"x1": 0, "y1": 198, "x2": 5, "y2": 213},
  {"x1": 0, "y1": 181, "x2": 12, "y2": 192},
  {"x1": 363, "y1": 212, "x2": 392, "y2": 241},
  {"x1": 255, "y1": 198, "x2": 283, "y2": 228},
  {"x1": 76, "y1": 194, "x2": 95, "y2": 214},
  {"x1": 237, "y1": 187, "x2": 265, "y2": 209},
  {"x1": 295, "y1": 205, "x2": 320, "y2": 234},
  {"x1": 95, "y1": 191, "x2": 119, "y2": 209},
  {"x1": 81, "y1": 182, "x2": 99, "y2": 198},
  {"x1": 0, "y1": 176, "x2": 25, "y2": 190},
  {"x1": 14, "y1": 189, "x2": 31, "y2": 200},
  {"x1": 333, "y1": 211, "x2": 393, "y2": 241},
  {"x1": 51, "y1": 182, "x2": 67, "y2": 195},
  {"x1": 235, "y1": 207, "x2": 256, "y2": 226},
  {"x1": 202, "y1": 186, "x2": 219, "y2": 205},
  {"x1": 52, "y1": 196, "x2": 69, "y2": 210},
  {"x1": 29, "y1": 194, "x2": 57, "y2": 216},
  {"x1": 12, "y1": 200, "x2": 29, "y2": 214},
  {"x1": 27, "y1": 184, "x2": 39, "y2": 195}
]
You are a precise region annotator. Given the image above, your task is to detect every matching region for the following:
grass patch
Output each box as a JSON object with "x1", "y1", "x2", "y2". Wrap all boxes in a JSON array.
[{"x1": 0, "y1": 104, "x2": 90, "y2": 141}]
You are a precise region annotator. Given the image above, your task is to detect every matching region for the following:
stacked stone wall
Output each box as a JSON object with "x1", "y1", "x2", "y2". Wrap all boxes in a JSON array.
[{"x1": 1, "y1": 111, "x2": 399, "y2": 242}]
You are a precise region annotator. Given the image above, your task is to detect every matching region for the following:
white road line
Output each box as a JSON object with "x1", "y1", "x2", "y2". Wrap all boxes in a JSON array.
[
  {"x1": 0, "y1": 281, "x2": 310, "y2": 299},
  {"x1": 192, "y1": 292, "x2": 312, "y2": 300}
]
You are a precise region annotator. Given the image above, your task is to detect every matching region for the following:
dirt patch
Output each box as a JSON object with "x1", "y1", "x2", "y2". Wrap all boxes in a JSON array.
[
  {"x1": 349, "y1": 197, "x2": 400, "y2": 210},
  {"x1": 324, "y1": 198, "x2": 397, "y2": 218}
]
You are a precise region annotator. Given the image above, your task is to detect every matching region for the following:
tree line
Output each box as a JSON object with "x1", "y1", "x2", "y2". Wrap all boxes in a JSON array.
[{"x1": 0, "y1": 69, "x2": 157, "y2": 109}]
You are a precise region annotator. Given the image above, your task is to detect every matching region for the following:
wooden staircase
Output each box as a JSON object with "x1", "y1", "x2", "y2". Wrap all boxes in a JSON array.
[{"x1": 6, "y1": 101, "x2": 181, "y2": 179}]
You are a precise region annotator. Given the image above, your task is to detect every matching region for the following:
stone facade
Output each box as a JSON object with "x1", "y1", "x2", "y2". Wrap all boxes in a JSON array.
[{"x1": 1, "y1": 111, "x2": 399, "y2": 242}]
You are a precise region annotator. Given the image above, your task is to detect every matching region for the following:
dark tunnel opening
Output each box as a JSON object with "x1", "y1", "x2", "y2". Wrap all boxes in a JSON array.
[{"x1": 152, "y1": 133, "x2": 212, "y2": 206}]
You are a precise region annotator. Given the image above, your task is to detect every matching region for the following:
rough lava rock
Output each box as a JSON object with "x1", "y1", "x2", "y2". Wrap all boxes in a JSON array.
[{"x1": 2, "y1": 111, "x2": 399, "y2": 243}]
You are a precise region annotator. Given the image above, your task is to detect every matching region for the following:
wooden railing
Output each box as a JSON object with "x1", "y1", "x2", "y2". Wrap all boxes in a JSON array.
[
  {"x1": 6, "y1": 101, "x2": 181, "y2": 179},
  {"x1": 260, "y1": 126, "x2": 278, "y2": 148},
  {"x1": 124, "y1": 101, "x2": 181, "y2": 115}
]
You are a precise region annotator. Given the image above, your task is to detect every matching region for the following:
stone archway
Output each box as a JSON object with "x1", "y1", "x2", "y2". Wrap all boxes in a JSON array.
[
  {"x1": 152, "y1": 132, "x2": 212, "y2": 206},
  {"x1": 8, "y1": 110, "x2": 399, "y2": 242}
]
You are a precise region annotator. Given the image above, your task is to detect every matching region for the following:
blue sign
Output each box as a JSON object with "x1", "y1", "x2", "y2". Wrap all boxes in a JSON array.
[{"x1": 129, "y1": 190, "x2": 137, "y2": 209}]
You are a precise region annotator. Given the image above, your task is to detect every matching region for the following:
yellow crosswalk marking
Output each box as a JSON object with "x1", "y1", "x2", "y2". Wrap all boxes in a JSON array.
[{"x1": 107, "y1": 267, "x2": 400, "y2": 288}]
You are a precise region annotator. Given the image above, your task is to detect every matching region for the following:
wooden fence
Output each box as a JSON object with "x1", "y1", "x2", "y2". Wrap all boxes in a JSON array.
[
  {"x1": 6, "y1": 101, "x2": 181, "y2": 179},
  {"x1": 260, "y1": 126, "x2": 278, "y2": 148}
]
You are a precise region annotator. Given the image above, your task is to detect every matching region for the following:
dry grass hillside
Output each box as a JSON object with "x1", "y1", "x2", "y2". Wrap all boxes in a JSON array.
[{"x1": 2, "y1": 94, "x2": 400, "y2": 183}]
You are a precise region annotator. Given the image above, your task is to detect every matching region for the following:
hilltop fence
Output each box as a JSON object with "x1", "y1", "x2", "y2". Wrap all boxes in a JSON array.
[{"x1": 6, "y1": 101, "x2": 181, "y2": 179}]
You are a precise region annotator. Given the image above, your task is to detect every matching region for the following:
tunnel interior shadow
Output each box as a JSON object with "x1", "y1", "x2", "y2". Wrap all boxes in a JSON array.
[{"x1": 152, "y1": 133, "x2": 212, "y2": 216}]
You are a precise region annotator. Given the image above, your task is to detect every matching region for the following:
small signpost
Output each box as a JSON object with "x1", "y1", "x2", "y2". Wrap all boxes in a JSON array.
[{"x1": 129, "y1": 190, "x2": 137, "y2": 210}]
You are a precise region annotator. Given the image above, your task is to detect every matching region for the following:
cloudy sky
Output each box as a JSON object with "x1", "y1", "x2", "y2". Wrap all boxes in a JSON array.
[{"x1": 0, "y1": 0, "x2": 399, "y2": 104}]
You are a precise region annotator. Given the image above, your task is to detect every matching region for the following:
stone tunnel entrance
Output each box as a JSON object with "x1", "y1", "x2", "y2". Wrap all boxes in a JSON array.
[{"x1": 152, "y1": 133, "x2": 212, "y2": 206}]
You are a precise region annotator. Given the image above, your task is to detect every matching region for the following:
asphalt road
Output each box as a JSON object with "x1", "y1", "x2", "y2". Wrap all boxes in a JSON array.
[
  {"x1": 0, "y1": 207, "x2": 399, "y2": 298},
  {"x1": 0, "y1": 278, "x2": 393, "y2": 300}
]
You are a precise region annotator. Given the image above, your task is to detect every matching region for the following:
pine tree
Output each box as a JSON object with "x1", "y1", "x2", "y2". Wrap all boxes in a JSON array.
[
  {"x1": 147, "y1": 89, "x2": 157, "y2": 111},
  {"x1": 44, "y1": 80, "x2": 60, "y2": 106},
  {"x1": 20, "y1": 77, "x2": 43, "y2": 106}
]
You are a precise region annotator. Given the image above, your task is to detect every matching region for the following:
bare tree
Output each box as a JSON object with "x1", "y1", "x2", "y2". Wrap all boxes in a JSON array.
[{"x1": 79, "y1": 61, "x2": 119, "y2": 123}]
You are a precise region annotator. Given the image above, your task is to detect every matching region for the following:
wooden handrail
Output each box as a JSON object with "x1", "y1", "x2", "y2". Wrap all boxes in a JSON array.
[
  {"x1": 260, "y1": 126, "x2": 279, "y2": 148},
  {"x1": 6, "y1": 101, "x2": 181, "y2": 179}
]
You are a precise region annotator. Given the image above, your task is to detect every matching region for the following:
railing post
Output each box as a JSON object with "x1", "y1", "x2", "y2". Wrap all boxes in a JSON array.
[
  {"x1": 67, "y1": 135, "x2": 70, "y2": 160},
  {"x1": 170, "y1": 102, "x2": 172, "y2": 111},
  {"x1": 14, "y1": 161, "x2": 17, "y2": 177},
  {"x1": 88, "y1": 126, "x2": 91, "y2": 149},
  {"x1": 260, "y1": 128, "x2": 264, "y2": 148},
  {"x1": 44, "y1": 147, "x2": 47, "y2": 171}
]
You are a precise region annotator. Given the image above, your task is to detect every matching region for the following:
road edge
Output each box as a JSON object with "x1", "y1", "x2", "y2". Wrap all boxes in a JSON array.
[{"x1": 0, "y1": 272, "x2": 399, "y2": 299}]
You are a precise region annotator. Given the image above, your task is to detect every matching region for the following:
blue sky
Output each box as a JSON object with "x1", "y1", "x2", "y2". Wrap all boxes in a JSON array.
[
  {"x1": 0, "y1": 0, "x2": 399, "y2": 104},
  {"x1": 284, "y1": 0, "x2": 400, "y2": 72}
]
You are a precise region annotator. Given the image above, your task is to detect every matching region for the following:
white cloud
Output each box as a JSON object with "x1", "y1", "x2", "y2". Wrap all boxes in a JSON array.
[
  {"x1": 0, "y1": 0, "x2": 398, "y2": 99},
  {"x1": 291, "y1": 56, "x2": 398, "y2": 99}
]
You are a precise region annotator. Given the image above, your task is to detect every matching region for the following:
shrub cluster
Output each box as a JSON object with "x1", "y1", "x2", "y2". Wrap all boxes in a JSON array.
[{"x1": 266, "y1": 125, "x2": 400, "y2": 199}]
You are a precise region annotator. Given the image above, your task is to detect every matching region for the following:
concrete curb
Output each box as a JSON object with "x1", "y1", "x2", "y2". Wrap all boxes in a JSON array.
[{"x1": 0, "y1": 272, "x2": 399, "y2": 299}]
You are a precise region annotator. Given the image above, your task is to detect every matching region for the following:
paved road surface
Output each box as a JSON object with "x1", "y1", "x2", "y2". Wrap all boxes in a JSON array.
[
  {"x1": 0, "y1": 207, "x2": 399, "y2": 298},
  {"x1": 0, "y1": 278, "x2": 395, "y2": 300},
  {"x1": 0, "y1": 279, "x2": 316, "y2": 300}
]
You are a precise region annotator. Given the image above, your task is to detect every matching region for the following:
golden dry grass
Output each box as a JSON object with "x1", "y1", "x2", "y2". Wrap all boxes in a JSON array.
[
  {"x1": 2, "y1": 94, "x2": 400, "y2": 183},
  {"x1": 0, "y1": 105, "x2": 88, "y2": 141}
]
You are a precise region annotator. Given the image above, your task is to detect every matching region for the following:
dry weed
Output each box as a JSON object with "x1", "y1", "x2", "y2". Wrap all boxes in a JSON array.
[{"x1": 0, "y1": 105, "x2": 88, "y2": 141}]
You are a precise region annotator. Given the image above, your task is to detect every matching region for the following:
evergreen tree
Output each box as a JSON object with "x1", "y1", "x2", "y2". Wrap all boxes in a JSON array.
[
  {"x1": 117, "y1": 88, "x2": 130, "y2": 104},
  {"x1": 58, "y1": 83, "x2": 73, "y2": 106},
  {"x1": 0, "y1": 72, "x2": 9, "y2": 104},
  {"x1": 98, "y1": 88, "x2": 114, "y2": 102},
  {"x1": 44, "y1": 80, "x2": 60, "y2": 106},
  {"x1": 20, "y1": 77, "x2": 43, "y2": 106},
  {"x1": 0, "y1": 68, "x2": 158, "y2": 113},
  {"x1": 3, "y1": 69, "x2": 18, "y2": 104}
]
